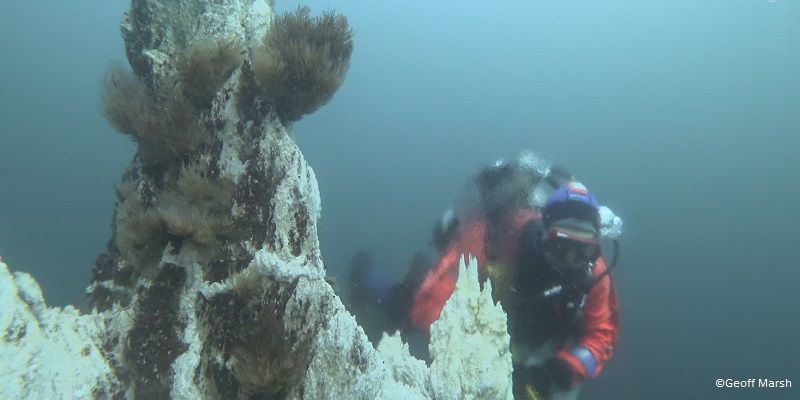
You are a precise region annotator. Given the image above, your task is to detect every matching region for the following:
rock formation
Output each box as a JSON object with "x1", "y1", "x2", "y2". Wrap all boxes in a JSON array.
[{"x1": 0, "y1": 1, "x2": 514, "y2": 398}]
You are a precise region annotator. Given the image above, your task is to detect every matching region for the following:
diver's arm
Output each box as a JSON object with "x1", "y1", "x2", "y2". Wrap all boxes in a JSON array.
[
  {"x1": 407, "y1": 247, "x2": 460, "y2": 334},
  {"x1": 408, "y1": 218, "x2": 488, "y2": 334},
  {"x1": 556, "y1": 257, "x2": 619, "y2": 384}
]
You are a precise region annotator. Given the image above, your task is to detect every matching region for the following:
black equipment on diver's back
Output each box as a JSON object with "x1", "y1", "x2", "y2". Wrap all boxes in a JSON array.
[{"x1": 544, "y1": 165, "x2": 573, "y2": 190}]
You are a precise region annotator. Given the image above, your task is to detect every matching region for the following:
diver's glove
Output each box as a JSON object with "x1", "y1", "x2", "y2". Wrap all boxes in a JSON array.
[{"x1": 517, "y1": 359, "x2": 573, "y2": 399}]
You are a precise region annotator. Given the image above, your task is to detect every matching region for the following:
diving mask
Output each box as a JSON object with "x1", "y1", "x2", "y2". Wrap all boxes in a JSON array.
[{"x1": 543, "y1": 218, "x2": 600, "y2": 271}]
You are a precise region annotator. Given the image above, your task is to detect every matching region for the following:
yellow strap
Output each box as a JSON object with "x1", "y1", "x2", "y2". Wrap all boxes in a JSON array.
[{"x1": 525, "y1": 383, "x2": 541, "y2": 400}]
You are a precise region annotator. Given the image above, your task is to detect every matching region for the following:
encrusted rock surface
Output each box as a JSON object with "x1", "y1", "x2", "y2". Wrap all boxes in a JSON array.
[
  {"x1": 0, "y1": 1, "x2": 514, "y2": 399},
  {"x1": 428, "y1": 257, "x2": 514, "y2": 399},
  {"x1": 0, "y1": 258, "x2": 117, "y2": 399},
  {"x1": 1, "y1": 253, "x2": 512, "y2": 399},
  {"x1": 377, "y1": 257, "x2": 514, "y2": 400}
]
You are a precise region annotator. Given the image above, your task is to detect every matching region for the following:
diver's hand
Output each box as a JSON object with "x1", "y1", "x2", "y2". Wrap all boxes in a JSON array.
[{"x1": 516, "y1": 359, "x2": 573, "y2": 400}]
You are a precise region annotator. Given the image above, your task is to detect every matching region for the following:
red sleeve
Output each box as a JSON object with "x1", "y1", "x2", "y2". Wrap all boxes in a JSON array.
[
  {"x1": 557, "y1": 257, "x2": 619, "y2": 383},
  {"x1": 408, "y1": 218, "x2": 487, "y2": 334}
]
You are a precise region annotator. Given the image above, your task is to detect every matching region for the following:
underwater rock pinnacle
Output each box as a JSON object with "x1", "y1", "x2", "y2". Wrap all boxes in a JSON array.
[{"x1": 0, "y1": 1, "x2": 513, "y2": 399}]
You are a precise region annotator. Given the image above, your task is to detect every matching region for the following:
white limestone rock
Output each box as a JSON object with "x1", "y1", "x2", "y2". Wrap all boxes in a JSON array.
[
  {"x1": 0, "y1": 259, "x2": 116, "y2": 399},
  {"x1": 428, "y1": 256, "x2": 514, "y2": 399},
  {"x1": 376, "y1": 333, "x2": 432, "y2": 399},
  {"x1": 376, "y1": 256, "x2": 514, "y2": 400},
  {"x1": 122, "y1": 0, "x2": 272, "y2": 78}
]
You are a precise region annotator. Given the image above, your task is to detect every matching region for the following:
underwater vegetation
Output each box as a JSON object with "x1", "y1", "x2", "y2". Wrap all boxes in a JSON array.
[
  {"x1": 114, "y1": 161, "x2": 236, "y2": 269},
  {"x1": 196, "y1": 266, "x2": 324, "y2": 398},
  {"x1": 177, "y1": 38, "x2": 245, "y2": 110},
  {"x1": 101, "y1": 64, "x2": 205, "y2": 167},
  {"x1": 252, "y1": 6, "x2": 354, "y2": 124}
]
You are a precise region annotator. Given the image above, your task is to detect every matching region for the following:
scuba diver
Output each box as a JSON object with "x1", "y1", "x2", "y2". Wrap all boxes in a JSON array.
[{"x1": 349, "y1": 153, "x2": 622, "y2": 400}]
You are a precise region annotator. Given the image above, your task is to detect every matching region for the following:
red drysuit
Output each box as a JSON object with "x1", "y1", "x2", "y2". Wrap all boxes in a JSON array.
[{"x1": 409, "y1": 208, "x2": 618, "y2": 383}]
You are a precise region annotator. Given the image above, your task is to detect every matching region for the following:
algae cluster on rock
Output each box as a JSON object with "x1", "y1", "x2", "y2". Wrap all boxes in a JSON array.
[{"x1": 251, "y1": 6, "x2": 354, "y2": 124}]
